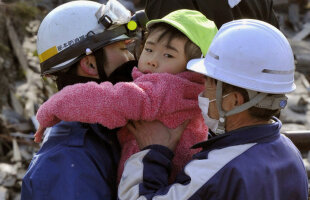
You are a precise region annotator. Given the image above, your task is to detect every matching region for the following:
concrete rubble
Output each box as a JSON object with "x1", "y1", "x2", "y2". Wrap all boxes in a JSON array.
[{"x1": 0, "y1": 0, "x2": 310, "y2": 199}]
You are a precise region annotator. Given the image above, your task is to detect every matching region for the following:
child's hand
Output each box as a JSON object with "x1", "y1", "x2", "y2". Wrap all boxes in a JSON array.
[{"x1": 34, "y1": 125, "x2": 46, "y2": 143}]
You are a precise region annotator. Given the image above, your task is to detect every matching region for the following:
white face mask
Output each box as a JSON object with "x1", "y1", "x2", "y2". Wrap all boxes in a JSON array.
[{"x1": 198, "y1": 92, "x2": 230, "y2": 133}]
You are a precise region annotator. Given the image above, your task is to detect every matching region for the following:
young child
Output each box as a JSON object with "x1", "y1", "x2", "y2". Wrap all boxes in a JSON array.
[{"x1": 34, "y1": 9, "x2": 218, "y2": 181}]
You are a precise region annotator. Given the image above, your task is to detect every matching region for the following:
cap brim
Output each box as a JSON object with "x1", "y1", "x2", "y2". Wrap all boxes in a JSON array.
[{"x1": 147, "y1": 19, "x2": 175, "y2": 30}]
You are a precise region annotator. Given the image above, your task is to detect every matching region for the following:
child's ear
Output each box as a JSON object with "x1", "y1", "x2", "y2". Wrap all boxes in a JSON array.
[{"x1": 79, "y1": 55, "x2": 98, "y2": 76}]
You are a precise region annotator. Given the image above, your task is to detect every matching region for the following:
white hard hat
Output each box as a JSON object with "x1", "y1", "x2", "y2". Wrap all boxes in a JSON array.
[
  {"x1": 188, "y1": 19, "x2": 295, "y2": 135},
  {"x1": 187, "y1": 19, "x2": 296, "y2": 94},
  {"x1": 37, "y1": 0, "x2": 132, "y2": 75}
]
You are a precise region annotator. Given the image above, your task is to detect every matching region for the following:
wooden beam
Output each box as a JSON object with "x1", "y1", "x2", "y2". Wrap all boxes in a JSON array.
[{"x1": 282, "y1": 130, "x2": 310, "y2": 152}]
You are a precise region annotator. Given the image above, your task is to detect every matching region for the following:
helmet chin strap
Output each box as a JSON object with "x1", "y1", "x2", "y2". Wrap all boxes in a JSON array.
[
  {"x1": 56, "y1": 73, "x2": 101, "y2": 91},
  {"x1": 214, "y1": 81, "x2": 268, "y2": 135},
  {"x1": 94, "y1": 48, "x2": 108, "y2": 81}
]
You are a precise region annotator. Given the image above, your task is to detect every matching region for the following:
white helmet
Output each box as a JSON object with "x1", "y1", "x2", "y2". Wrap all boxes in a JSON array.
[
  {"x1": 187, "y1": 19, "x2": 296, "y2": 134},
  {"x1": 187, "y1": 19, "x2": 296, "y2": 94},
  {"x1": 37, "y1": 0, "x2": 135, "y2": 75}
]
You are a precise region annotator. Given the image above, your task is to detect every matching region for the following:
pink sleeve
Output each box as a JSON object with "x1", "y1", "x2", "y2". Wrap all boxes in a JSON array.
[
  {"x1": 36, "y1": 69, "x2": 205, "y2": 129},
  {"x1": 36, "y1": 80, "x2": 148, "y2": 129}
]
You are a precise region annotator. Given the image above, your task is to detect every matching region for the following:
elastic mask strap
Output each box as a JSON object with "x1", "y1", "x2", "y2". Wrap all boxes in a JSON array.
[
  {"x1": 225, "y1": 93, "x2": 268, "y2": 116},
  {"x1": 214, "y1": 82, "x2": 267, "y2": 135},
  {"x1": 215, "y1": 81, "x2": 226, "y2": 135}
]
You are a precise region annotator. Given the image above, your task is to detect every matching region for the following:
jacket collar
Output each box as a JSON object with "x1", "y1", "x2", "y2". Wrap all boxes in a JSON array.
[
  {"x1": 45, "y1": 121, "x2": 120, "y2": 147},
  {"x1": 192, "y1": 117, "x2": 282, "y2": 151}
]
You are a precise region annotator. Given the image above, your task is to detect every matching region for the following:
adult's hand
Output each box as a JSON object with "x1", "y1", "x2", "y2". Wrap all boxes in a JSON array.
[
  {"x1": 203, "y1": 77, "x2": 219, "y2": 119},
  {"x1": 203, "y1": 77, "x2": 217, "y2": 100},
  {"x1": 127, "y1": 120, "x2": 189, "y2": 151}
]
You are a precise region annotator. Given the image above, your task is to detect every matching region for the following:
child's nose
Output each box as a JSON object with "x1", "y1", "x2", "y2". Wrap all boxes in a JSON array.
[{"x1": 147, "y1": 58, "x2": 157, "y2": 68}]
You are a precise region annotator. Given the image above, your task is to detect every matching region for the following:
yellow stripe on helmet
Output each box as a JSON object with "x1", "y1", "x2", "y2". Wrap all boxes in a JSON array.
[{"x1": 39, "y1": 46, "x2": 58, "y2": 63}]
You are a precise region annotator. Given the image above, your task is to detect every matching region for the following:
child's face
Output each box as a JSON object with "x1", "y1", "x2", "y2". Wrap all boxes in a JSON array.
[{"x1": 138, "y1": 29, "x2": 188, "y2": 74}]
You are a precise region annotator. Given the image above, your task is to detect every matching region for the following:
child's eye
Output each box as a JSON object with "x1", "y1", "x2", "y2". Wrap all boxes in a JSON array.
[{"x1": 120, "y1": 47, "x2": 128, "y2": 51}]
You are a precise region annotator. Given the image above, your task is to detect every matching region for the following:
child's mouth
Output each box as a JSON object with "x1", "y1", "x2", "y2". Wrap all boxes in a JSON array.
[{"x1": 143, "y1": 70, "x2": 152, "y2": 74}]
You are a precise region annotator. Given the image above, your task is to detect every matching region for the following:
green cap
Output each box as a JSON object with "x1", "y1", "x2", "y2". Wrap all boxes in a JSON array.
[{"x1": 146, "y1": 9, "x2": 218, "y2": 56}]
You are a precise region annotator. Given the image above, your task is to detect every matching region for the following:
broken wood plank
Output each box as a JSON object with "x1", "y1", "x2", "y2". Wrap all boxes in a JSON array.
[
  {"x1": 282, "y1": 130, "x2": 310, "y2": 152},
  {"x1": 273, "y1": 0, "x2": 289, "y2": 6},
  {"x1": 0, "y1": 186, "x2": 9, "y2": 200},
  {"x1": 292, "y1": 23, "x2": 310, "y2": 41},
  {"x1": 12, "y1": 139, "x2": 21, "y2": 163},
  {"x1": 0, "y1": 135, "x2": 38, "y2": 147},
  {"x1": 5, "y1": 17, "x2": 35, "y2": 82},
  {"x1": 10, "y1": 132, "x2": 34, "y2": 139},
  {"x1": 289, "y1": 40, "x2": 310, "y2": 75},
  {"x1": 288, "y1": 3, "x2": 302, "y2": 32},
  {"x1": 7, "y1": 122, "x2": 33, "y2": 133},
  {"x1": 9, "y1": 90, "x2": 24, "y2": 117},
  {"x1": 6, "y1": 17, "x2": 41, "y2": 118}
]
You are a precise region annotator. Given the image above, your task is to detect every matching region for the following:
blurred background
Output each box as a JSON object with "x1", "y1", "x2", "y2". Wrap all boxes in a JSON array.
[{"x1": 0, "y1": 0, "x2": 309, "y2": 199}]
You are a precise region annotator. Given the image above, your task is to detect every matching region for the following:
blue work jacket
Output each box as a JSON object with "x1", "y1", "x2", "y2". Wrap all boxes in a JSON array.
[
  {"x1": 21, "y1": 121, "x2": 121, "y2": 200},
  {"x1": 118, "y1": 118, "x2": 308, "y2": 200}
]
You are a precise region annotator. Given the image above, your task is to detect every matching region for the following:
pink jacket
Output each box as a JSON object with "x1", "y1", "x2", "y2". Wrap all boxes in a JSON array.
[{"x1": 36, "y1": 68, "x2": 208, "y2": 181}]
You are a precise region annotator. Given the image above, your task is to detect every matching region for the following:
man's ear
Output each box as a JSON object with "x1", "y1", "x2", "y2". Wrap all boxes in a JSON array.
[
  {"x1": 234, "y1": 92, "x2": 245, "y2": 106},
  {"x1": 79, "y1": 55, "x2": 98, "y2": 76}
]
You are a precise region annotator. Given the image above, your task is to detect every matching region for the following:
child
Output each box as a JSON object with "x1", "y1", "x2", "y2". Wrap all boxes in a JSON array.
[{"x1": 34, "y1": 9, "x2": 218, "y2": 181}]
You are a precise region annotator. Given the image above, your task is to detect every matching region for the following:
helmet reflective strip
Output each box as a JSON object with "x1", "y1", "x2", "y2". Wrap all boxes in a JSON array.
[
  {"x1": 262, "y1": 69, "x2": 294, "y2": 75},
  {"x1": 208, "y1": 51, "x2": 219, "y2": 60},
  {"x1": 39, "y1": 46, "x2": 58, "y2": 63}
]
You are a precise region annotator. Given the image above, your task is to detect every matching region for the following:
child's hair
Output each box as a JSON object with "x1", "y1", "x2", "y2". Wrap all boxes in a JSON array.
[{"x1": 145, "y1": 23, "x2": 202, "y2": 61}]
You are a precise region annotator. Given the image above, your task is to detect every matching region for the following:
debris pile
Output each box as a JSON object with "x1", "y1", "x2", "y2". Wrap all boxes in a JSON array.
[
  {"x1": 0, "y1": 0, "x2": 309, "y2": 199},
  {"x1": 273, "y1": 0, "x2": 310, "y2": 181},
  {"x1": 0, "y1": 1, "x2": 55, "y2": 199}
]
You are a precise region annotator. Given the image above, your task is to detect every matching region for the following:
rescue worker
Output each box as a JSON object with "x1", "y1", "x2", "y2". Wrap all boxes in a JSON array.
[
  {"x1": 145, "y1": 0, "x2": 279, "y2": 28},
  {"x1": 21, "y1": 0, "x2": 146, "y2": 199},
  {"x1": 118, "y1": 19, "x2": 309, "y2": 200}
]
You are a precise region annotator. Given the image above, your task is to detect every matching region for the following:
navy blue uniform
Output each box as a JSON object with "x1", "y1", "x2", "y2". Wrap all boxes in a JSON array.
[
  {"x1": 22, "y1": 61, "x2": 136, "y2": 200},
  {"x1": 119, "y1": 118, "x2": 308, "y2": 199},
  {"x1": 21, "y1": 122, "x2": 120, "y2": 200}
]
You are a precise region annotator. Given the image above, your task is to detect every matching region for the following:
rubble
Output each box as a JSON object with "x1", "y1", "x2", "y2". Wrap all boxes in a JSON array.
[
  {"x1": 0, "y1": 186, "x2": 9, "y2": 200},
  {"x1": 0, "y1": 0, "x2": 309, "y2": 199},
  {"x1": 292, "y1": 22, "x2": 310, "y2": 40}
]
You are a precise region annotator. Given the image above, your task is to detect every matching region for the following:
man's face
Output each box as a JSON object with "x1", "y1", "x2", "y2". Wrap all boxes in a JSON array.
[
  {"x1": 77, "y1": 40, "x2": 134, "y2": 79},
  {"x1": 138, "y1": 29, "x2": 188, "y2": 74},
  {"x1": 104, "y1": 40, "x2": 134, "y2": 77}
]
